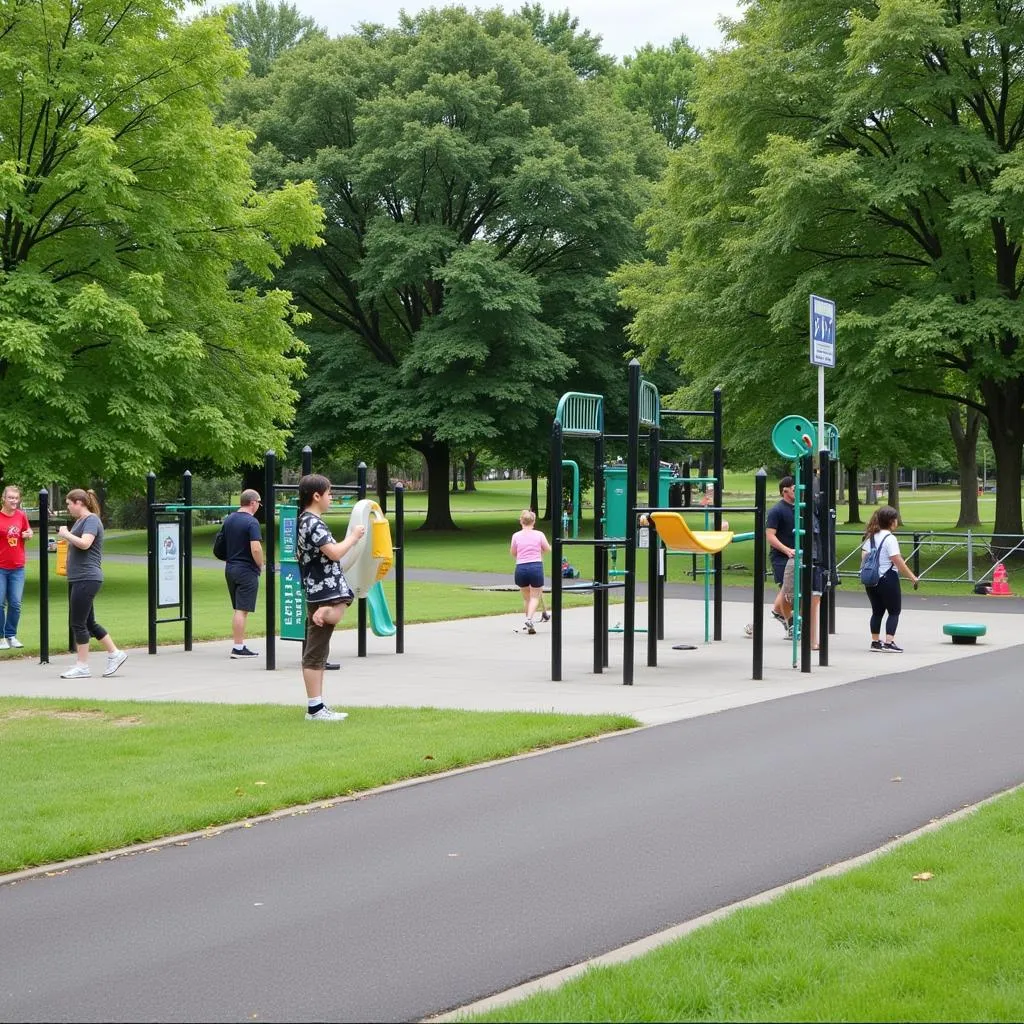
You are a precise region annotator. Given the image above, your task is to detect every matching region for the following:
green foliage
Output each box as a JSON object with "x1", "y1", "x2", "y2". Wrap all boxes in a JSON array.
[
  {"x1": 616, "y1": 0, "x2": 1024, "y2": 537},
  {"x1": 223, "y1": 0, "x2": 324, "y2": 77},
  {"x1": 615, "y1": 37, "x2": 704, "y2": 149},
  {"x1": 229, "y1": 7, "x2": 665, "y2": 526},
  {"x1": 0, "y1": 0, "x2": 324, "y2": 492}
]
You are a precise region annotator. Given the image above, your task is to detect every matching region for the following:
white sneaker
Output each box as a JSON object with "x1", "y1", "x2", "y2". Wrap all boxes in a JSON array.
[
  {"x1": 524, "y1": 619, "x2": 536, "y2": 635},
  {"x1": 305, "y1": 706, "x2": 348, "y2": 722},
  {"x1": 0, "y1": 638, "x2": 8, "y2": 650},
  {"x1": 103, "y1": 650, "x2": 128, "y2": 677},
  {"x1": 8, "y1": 637, "x2": 23, "y2": 649},
  {"x1": 60, "y1": 664, "x2": 91, "y2": 679}
]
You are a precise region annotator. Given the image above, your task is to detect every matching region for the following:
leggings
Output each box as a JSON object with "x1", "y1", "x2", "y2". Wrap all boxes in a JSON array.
[
  {"x1": 866, "y1": 569, "x2": 901, "y2": 637},
  {"x1": 68, "y1": 580, "x2": 108, "y2": 646}
]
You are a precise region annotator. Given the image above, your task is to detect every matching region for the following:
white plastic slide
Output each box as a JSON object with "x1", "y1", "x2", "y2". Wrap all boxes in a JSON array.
[{"x1": 340, "y1": 500, "x2": 394, "y2": 598}]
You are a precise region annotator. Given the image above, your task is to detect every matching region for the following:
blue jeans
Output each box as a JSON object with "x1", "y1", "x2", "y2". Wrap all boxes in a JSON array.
[{"x1": 0, "y1": 566, "x2": 26, "y2": 639}]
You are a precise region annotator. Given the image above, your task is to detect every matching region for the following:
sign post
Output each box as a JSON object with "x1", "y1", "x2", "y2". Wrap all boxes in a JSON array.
[
  {"x1": 278, "y1": 506, "x2": 305, "y2": 641},
  {"x1": 809, "y1": 294, "x2": 836, "y2": 452}
]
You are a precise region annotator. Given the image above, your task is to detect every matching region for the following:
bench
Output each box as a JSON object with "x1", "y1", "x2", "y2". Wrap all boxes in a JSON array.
[{"x1": 942, "y1": 623, "x2": 987, "y2": 645}]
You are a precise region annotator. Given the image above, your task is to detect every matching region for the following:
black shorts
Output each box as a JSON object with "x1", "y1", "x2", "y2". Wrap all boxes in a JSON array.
[
  {"x1": 226, "y1": 564, "x2": 260, "y2": 613},
  {"x1": 514, "y1": 562, "x2": 544, "y2": 588}
]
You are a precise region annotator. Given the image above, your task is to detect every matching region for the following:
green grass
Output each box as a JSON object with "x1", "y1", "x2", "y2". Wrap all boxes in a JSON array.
[
  {"x1": 0, "y1": 697, "x2": 637, "y2": 873},
  {"x1": 464, "y1": 787, "x2": 1024, "y2": 1022}
]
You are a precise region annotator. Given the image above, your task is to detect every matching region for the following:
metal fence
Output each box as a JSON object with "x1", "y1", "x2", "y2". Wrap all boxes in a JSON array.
[{"x1": 835, "y1": 530, "x2": 1024, "y2": 585}]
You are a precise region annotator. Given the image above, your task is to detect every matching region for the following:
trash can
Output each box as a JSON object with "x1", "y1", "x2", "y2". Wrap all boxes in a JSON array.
[{"x1": 604, "y1": 464, "x2": 674, "y2": 539}]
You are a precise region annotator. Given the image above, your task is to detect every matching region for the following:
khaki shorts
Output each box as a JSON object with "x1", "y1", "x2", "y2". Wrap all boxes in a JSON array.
[{"x1": 782, "y1": 558, "x2": 824, "y2": 603}]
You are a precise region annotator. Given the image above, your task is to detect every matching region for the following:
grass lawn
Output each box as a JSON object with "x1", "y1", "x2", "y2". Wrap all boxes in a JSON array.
[
  {"x1": 464, "y1": 785, "x2": 1024, "y2": 1023},
  {"x1": 0, "y1": 697, "x2": 637, "y2": 873}
]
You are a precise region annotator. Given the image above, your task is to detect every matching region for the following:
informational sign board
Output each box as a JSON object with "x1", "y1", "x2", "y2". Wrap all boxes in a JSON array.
[
  {"x1": 278, "y1": 506, "x2": 305, "y2": 640},
  {"x1": 157, "y1": 521, "x2": 180, "y2": 608},
  {"x1": 809, "y1": 294, "x2": 836, "y2": 368}
]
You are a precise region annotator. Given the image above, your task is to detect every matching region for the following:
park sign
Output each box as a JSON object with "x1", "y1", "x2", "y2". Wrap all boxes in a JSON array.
[{"x1": 809, "y1": 294, "x2": 836, "y2": 368}]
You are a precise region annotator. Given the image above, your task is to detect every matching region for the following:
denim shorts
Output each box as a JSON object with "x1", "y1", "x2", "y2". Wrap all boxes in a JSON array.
[{"x1": 514, "y1": 562, "x2": 544, "y2": 588}]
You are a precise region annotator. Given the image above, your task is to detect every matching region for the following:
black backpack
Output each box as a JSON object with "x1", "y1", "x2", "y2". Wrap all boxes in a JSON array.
[{"x1": 212, "y1": 521, "x2": 228, "y2": 561}]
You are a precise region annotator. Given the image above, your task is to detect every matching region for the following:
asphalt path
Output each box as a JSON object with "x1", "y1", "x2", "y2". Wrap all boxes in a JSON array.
[{"x1": 3, "y1": 647, "x2": 1024, "y2": 1022}]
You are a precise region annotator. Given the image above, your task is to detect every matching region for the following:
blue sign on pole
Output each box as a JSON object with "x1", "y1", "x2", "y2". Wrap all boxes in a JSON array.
[{"x1": 809, "y1": 294, "x2": 836, "y2": 368}]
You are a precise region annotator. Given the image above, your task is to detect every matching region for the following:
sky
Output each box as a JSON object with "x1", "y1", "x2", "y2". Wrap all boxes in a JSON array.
[{"x1": 286, "y1": 0, "x2": 745, "y2": 58}]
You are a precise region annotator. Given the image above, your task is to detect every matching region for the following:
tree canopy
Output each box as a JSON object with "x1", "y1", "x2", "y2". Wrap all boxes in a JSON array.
[
  {"x1": 224, "y1": 0, "x2": 324, "y2": 77},
  {"x1": 617, "y1": 0, "x2": 1024, "y2": 541},
  {"x1": 233, "y1": 6, "x2": 664, "y2": 527},
  {"x1": 0, "y1": 0, "x2": 323, "y2": 493}
]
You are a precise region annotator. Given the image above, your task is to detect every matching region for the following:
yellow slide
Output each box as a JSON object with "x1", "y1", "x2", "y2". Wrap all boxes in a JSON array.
[{"x1": 648, "y1": 512, "x2": 734, "y2": 555}]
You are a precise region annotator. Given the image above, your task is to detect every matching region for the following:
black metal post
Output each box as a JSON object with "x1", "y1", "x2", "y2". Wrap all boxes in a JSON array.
[
  {"x1": 623, "y1": 359, "x2": 640, "y2": 685},
  {"x1": 395, "y1": 483, "x2": 405, "y2": 655},
  {"x1": 302, "y1": 445, "x2": 313, "y2": 476},
  {"x1": 264, "y1": 451, "x2": 276, "y2": 671},
  {"x1": 38, "y1": 489, "x2": 49, "y2": 665},
  {"x1": 183, "y1": 470, "x2": 193, "y2": 652},
  {"x1": 356, "y1": 462, "x2": 367, "y2": 658},
  {"x1": 593, "y1": 434, "x2": 605, "y2": 675},
  {"x1": 551, "y1": 423, "x2": 563, "y2": 682},
  {"x1": 146, "y1": 472, "x2": 157, "y2": 655},
  {"x1": 753, "y1": 470, "x2": 767, "y2": 680},
  {"x1": 713, "y1": 386, "x2": 724, "y2": 641},
  {"x1": 647, "y1": 420, "x2": 660, "y2": 667},
  {"x1": 800, "y1": 452, "x2": 813, "y2": 673},
  {"x1": 913, "y1": 532, "x2": 921, "y2": 578},
  {"x1": 818, "y1": 450, "x2": 829, "y2": 667},
  {"x1": 829, "y1": 457, "x2": 838, "y2": 635}
]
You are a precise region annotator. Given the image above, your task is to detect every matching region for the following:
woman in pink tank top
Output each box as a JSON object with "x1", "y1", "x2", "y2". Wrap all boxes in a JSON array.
[{"x1": 510, "y1": 509, "x2": 551, "y2": 635}]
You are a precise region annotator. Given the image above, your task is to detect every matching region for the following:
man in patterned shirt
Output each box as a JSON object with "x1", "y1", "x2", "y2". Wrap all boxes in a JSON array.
[{"x1": 296, "y1": 474, "x2": 366, "y2": 722}]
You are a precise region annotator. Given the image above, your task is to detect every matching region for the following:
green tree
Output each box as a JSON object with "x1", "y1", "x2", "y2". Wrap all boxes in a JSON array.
[
  {"x1": 615, "y1": 37, "x2": 703, "y2": 149},
  {"x1": 237, "y1": 8, "x2": 663, "y2": 528},
  {"x1": 0, "y1": 0, "x2": 323, "y2": 494},
  {"x1": 224, "y1": 0, "x2": 324, "y2": 77},
  {"x1": 618, "y1": 0, "x2": 1024, "y2": 545},
  {"x1": 513, "y1": 3, "x2": 615, "y2": 79}
]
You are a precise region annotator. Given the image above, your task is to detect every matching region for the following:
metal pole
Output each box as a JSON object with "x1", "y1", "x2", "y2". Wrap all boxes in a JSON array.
[
  {"x1": 38, "y1": 488, "x2": 49, "y2": 665},
  {"x1": 357, "y1": 462, "x2": 367, "y2": 658},
  {"x1": 753, "y1": 471, "x2": 766, "y2": 680},
  {"x1": 301, "y1": 445, "x2": 313, "y2": 476},
  {"x1": 800, "y1": 452, "x2": 813, "y2": 673},
  {"x1": 395, "y1": 483, "x2": 405, "y2": 655},
  {"x1": 593, "y1": 431, "x2": 605, "y2": 676},
  {"x1": 647, "y1": 421, "x2": 660, "y2": 667},
  {"x1": 551, "y1": 422, "x2": 563, "y2": 682},
  {"x1": 829, "y1": 457, "x2": 838, "y2": 635},
  {"x1": 818, "y1": 450, "x2": 829, "y2": 667},
  {"x1": 147, "y1": 472, "x2": 157, "y2": 655},
  {"x1": 623, "y1": 359, "x2": 640, "y2": 685},
  {"x1": 712, "y1": 387, "x2": 724, "y2": 640},
  {"x1": 264, "y1": 451, "x2": 276, "y2": 671},
  {"x1": 183, "y1": 471, "x2": 193, "y2": 652}
]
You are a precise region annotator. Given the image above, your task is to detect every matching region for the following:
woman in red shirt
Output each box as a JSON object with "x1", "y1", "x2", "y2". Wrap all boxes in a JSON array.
[{"x1": 0, "y1": 484, "x2": 33, "y2": 650}]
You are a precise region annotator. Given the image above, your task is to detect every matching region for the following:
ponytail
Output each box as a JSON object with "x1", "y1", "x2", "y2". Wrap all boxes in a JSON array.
[{"x1": 67, "y1": 488, "x2": 102, "y2": 515}]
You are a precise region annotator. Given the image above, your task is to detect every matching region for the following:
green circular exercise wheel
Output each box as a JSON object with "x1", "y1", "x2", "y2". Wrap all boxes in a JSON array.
[{"x1": 771, "y1": 416, "x2": 817, "y2": 459}]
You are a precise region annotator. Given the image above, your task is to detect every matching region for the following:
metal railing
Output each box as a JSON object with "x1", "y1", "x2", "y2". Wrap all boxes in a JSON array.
[{"x1": 834, "y1": 530, "x2": 1024, "y2": 586}]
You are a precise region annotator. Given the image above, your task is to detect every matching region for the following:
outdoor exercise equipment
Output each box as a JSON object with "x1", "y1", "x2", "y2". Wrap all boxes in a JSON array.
[
  {"x1": 647, "y1": 513, "x2": 735, "y2": 555},
  {"x1": 942, "y1": 622, "x2": 987, "y2": 645}
]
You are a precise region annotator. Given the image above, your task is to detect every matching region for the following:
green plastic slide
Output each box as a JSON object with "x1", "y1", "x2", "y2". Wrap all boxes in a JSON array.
[{"x1": 367, "y1": 581, "x2": 396, "y2": 637}]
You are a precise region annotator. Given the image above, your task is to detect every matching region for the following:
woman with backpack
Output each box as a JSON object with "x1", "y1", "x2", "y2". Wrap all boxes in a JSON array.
[{"x1": 861, "y1": 505, "x2": 919, "y2": 653}]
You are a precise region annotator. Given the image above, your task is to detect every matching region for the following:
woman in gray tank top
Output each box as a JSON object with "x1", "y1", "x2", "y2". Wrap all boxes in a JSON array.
[{"x1": 57, "y1": 488, "x2": 128, "y2": 679}]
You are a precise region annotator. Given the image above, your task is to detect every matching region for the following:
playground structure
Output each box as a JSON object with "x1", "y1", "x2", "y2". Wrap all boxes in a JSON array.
[
  {"x1": 549, "y1": 360, "x2": 770, "y2": 685},
  {"x1": 140, "y1": 447, "x2": 404, "y2": 671},
  {"x1": 17, "y1": 447, "x2": 404, "y2": 668}
]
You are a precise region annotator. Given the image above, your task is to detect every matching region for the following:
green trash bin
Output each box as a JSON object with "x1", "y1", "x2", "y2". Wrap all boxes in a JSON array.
[{"x1": 604, "y1": 465, "x2": 673, "y2": 539}]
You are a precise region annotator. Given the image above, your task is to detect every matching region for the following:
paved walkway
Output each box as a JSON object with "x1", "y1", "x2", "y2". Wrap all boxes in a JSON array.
[{"x1": 2, "y1": 587, "x2": 1020, "y2": 725}]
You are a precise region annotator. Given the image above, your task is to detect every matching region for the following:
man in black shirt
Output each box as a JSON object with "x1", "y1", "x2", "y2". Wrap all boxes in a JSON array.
[
  {"x1": 222, "y1": 490, "x2": 264, "y2": 658},
  {"x1": 765, "y1": 476, "x2": 796, "y2": 633}
]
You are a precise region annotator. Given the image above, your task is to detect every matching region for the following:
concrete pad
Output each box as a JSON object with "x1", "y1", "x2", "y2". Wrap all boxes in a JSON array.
[{"x1": 0, "y1": 597, "x2": 1017, "y2": 725}]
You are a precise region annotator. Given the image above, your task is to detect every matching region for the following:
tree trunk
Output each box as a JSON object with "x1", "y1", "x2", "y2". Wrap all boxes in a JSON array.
[
  {"x1": 375, "y1": 458, "x2": 389, "y2": 515},
  {"x1": 836, "y1": 463, "x2": 845, "y2": 502},
  {"x1": 980, "y1": 377, "x2": 1024, "y2": 556},
  {"x1": 463, "y1": 451, "x2": 477, "y2": 492},
  {"x1": 887, "y1": 457, "x2": 899, "y2": 517},
  {"x1": 947, "y1": 405, "x2": 981, "y2": 528},
  {"x1": 530, "y1": 466, "x2": 539, "y2": 515},
  {"x1": 451, "y1": 461, "x2": 459, "y2": 493},
  {"x1": 417, "y1": 440, "x2": 457, "y2": 530},
  {"x1": 846, "y1": 461, "x2": 861, "y2": 524}
]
